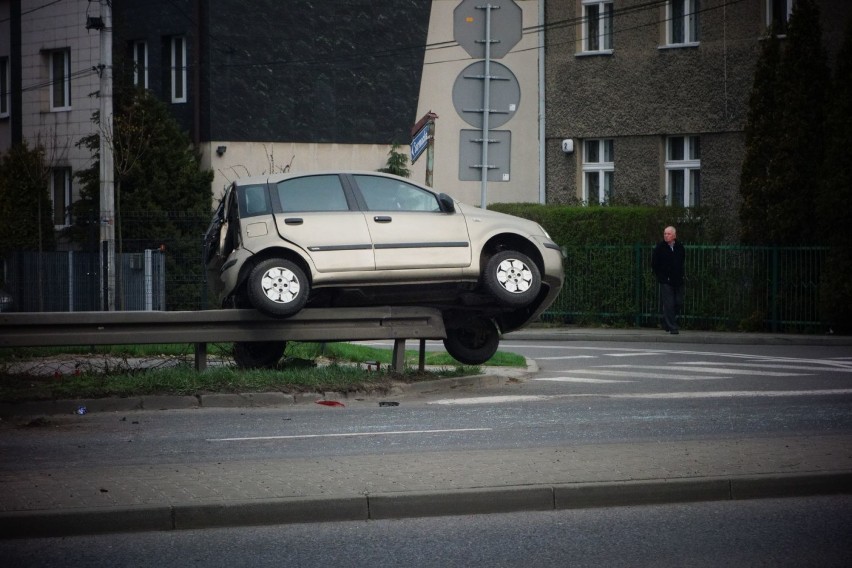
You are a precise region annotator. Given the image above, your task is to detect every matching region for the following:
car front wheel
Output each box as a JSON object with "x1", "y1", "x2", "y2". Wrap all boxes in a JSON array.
[
  {"x1": 443, "y1": 317, "x2": 500, "y2": 365},
  {"x1": 483, "y1": 250, "x2": 542, "y2": 307},
  {"x1": 247, "y1": 258, "x2": 310, "y2": 317}
]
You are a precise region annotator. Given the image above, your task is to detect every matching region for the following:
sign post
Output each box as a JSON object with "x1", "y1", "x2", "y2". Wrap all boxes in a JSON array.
[
  {"x1": 453, "y1": 0, "x2": 522, "y2": 208},
  {"x1": 411, "y1": 111, "x2": 439, "y2": 187}
]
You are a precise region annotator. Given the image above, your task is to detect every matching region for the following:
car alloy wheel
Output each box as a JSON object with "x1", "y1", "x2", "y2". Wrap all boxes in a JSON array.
[
  {"x1": 483, "y1": 250, "x2": 542, "y2": 307},
  {"x1": 247, "y1": 258, "x2": 310, "y2": 317}
]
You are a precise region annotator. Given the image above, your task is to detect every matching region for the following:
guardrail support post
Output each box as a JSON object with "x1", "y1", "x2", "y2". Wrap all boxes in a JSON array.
[
  {"x1": 194, "y1": 342, "x2": 207, "y2": 372},
  {"x1": 392, "y1": 339, "x2": 406, "y2": 372},
  {"x1": 418, "y1": 339, "x2": 426, "y2": 371}
]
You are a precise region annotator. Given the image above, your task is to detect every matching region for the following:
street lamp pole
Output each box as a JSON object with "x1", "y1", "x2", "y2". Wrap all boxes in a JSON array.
[{"x1": 97, "y1": 0, "x2": 115, "y2": 311}]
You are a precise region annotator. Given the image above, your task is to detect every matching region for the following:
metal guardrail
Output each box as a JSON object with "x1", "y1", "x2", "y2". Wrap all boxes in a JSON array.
[{"x1": 0, "y1": 306, "x2": 447, "y2": 371}]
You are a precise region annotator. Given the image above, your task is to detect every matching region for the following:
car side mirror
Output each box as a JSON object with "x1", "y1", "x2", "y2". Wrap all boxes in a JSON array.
[{"x1": 437, "y1": 193, "x2": 455, "y2": 213}]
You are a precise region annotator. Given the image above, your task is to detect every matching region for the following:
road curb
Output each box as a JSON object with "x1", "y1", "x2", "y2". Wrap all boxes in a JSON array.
[
  {"x1": 3, "y1": 471, "x2": 850, "y2": 539},
  {"x1": 0, "y1": 366, "x2": 531, "y2": 418}
]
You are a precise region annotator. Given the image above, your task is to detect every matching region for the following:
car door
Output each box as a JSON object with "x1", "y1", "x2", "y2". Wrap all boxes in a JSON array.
[
  {"x1": 271, "y1": 174, "x2": 375, "y2": 273},
  {"x1": 352, "y1": 174, "x2": 471, "y2": 271}
]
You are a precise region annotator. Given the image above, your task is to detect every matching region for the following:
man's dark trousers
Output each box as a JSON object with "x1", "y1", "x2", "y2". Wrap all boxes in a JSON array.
[{"x1": 660, "y1": 282, "x2": 684, "y2": 332}]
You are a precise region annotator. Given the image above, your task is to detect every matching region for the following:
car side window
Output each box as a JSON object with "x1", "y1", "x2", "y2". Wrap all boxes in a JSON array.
[
  {"x1": 277, "y1": 175, "x2": 349, "y2": 212},
  {"x1": 238, "y1": 184, "x2": 271, "y2": 218},
  {"x1": 354, "y1": 175, "x2": 440, "y2": 212}
]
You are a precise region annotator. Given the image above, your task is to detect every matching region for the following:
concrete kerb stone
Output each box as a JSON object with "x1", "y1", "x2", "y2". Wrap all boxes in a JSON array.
[
  {"x1": 729, "y1": 471, "x2": 852, "y2": 500},
  {"x1": 0, "y1": 504, "x2": 173, "y2": 539},
  {"x1": 141, "y1": 395, "x2": 199, "y2": 411},
  {"x1": 367, "y1": 486, "x2": 555, "y2": 519},
  {"x1": 173, "y1": 495, "x2": 368, "y2": 530},
  {"x1": 200, "y1": 392, "x2": 295, "y2": 408},
  {"x1": 554, "y1": 477, "x2": 732, "y2": 509}
]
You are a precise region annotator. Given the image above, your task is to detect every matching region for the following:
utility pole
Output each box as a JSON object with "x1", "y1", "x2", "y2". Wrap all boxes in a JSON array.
[{"x1": 94, "y1": 0, "x2": 115, "y2": 310}]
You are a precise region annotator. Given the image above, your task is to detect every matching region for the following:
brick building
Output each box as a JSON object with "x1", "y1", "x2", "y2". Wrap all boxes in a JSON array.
[{"x1": 544, "y1": 0, "x2": 851, "y2": 238}]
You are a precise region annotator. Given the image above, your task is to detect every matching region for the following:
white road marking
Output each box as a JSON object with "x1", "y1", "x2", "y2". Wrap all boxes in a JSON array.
[
  {"x1": 535, "y1": 355, "x2": 598, "y2": 360},
  {"x1": 560, "y1": 369, "x2": 732, "y2": 380},
  {"x1": 207, "y1": 428, "x2": 492, "y2": 442},
  {"x1": 605, "y1": 352, "x2": 664, "y2": 357},
  {"x1": 680, "y1": 361, "x2": 852, "y2": 373},
  {"x1": 428, "y1": 390, "x2": 852, "y2": 405},
  {"x1": 429, "y1": 395, "x2": 552, "y2": 405},
  {"x1": 607, "y1": 389, "x2": 852, "y2": 399},
  {"x1": 601, "y1": 364, "x2": 806, "y2": 377},
  {"x1": 534, "y1": 377, "x2": 631, "y2": 384}
]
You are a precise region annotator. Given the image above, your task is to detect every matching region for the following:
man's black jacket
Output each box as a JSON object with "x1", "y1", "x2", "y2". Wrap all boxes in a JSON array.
[{"x1": 651, "y1": 241, "x2": 685, "y2": 286}]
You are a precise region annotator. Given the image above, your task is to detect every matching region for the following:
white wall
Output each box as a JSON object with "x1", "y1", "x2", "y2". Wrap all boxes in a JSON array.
[
  {"x1": 204, "y1": 142, "x2": 395, "y2": 201},
  {"x1": 410, "y1": 0, "x2": 543, "y2": 207}
]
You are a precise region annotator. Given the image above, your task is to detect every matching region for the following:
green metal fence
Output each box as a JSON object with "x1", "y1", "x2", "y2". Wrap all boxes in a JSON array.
[
  {"x1": 5, "y1": 237, "x2": 830, "y2": 333},
  {"x1": 544, "y1": 245, "x2": 829, "y2": 332}
]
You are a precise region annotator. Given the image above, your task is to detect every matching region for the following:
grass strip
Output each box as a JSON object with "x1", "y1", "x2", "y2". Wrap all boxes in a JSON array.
[{"x1": 0, "y1": 342, "x2": 526, "y2": 402}]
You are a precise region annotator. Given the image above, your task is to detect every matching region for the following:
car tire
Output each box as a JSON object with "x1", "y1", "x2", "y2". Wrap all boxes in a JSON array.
[
  {"x1": 443, "y1": 318, "x2": 500, "y2": 365},
  {"x1": 233, "y1": 341, "x2": 287, "y2": 369},
  {"x1": 247, "y1": 258, "x2": 310, "y2": 317},
  {"x1": 483, "y1": 250, "x2": 542, "y2": 307}
]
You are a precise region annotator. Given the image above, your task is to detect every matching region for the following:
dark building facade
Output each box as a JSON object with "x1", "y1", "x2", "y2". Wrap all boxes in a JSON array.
[{"x1": 112, "y1": 0, "x2": 431, "y2": 147}]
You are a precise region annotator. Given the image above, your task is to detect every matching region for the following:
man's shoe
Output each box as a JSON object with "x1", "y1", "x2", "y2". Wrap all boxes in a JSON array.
[{"x1": 669, "y1": 330, "x2": 679, "y2": 334}]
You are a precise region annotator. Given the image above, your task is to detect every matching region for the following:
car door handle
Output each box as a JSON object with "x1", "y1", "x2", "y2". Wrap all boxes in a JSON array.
[
  {"x1": 284, "y1": 218, "x2": 303, "y2": 225},
  {"x1": 374, "y1": 216, "x2": 392, "y2": 223}
]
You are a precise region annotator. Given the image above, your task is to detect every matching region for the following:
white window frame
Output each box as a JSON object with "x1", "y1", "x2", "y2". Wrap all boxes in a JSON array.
[
  {"x1": 582, "y1": 139, "x2": 614, "y2": 205},
  {"x1": 0, "y1": 56, "x2": 9, "y2": 118},
  {"x1": 50, "y1": 49, "x2": 71, "y2": 111},
  {"x1": 52, "y1": 167, "x2": 72, "y2": 228},
  {"x1": 581, "y1": 0, "x2": 614, "y2": 54},
  {"x1": 767, "y1": 0, "x2": 793, "y2": 36},
  {"x1": 170, "y1": 36, "x2": 187, "y2": 103},
  {"x1": 666, "y1": 0, "x2": 700, "y2": 46},
  {"x1": 665, "y1": 135, "x2": 700, "y2": 207},
  {"x1": 133, "y1": 41, "x2": 148, "y2": 89}
]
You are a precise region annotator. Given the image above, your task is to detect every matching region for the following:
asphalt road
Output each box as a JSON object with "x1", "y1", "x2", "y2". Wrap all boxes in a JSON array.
[{"x1": 3, "y1": 340, "x2": 851, "y2": 472}]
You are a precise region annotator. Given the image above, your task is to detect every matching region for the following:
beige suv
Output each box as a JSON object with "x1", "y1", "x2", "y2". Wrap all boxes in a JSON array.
[{"x1": 204, "y1": 171, "x2": 563, "y2": 366}]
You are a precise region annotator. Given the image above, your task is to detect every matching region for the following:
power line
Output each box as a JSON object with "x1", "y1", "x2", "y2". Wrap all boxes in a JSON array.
[
  {"x1": 0, "y1": 0, "x2": 68, "y2": 24},
  {"x1": 3, "y1": 0, "x2": 752, "y2": 98}
]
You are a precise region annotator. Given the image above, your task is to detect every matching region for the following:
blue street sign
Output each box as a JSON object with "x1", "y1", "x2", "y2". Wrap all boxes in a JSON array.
[{"x1": 410, "y1": 124, "x2": 430, "y2": 164}]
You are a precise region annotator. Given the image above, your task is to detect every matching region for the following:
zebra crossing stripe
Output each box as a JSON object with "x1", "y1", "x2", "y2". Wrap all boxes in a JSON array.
[
  {"x1": 428, "y1": 389, "x2": 852, "y2": 405},
  {"x1": 602, "y1": 364, "x2": 805, "y2": 377},
  {"x1": 534, "y1": 377, "x2": 631, "y2": 384}
]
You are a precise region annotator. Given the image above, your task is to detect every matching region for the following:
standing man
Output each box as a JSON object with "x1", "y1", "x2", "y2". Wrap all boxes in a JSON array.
[{"x1": 651, "y1": 226, "x2": 685, "y2": 334}]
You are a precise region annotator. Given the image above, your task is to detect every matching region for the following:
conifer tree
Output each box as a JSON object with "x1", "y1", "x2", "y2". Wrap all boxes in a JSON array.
[
  {"x1": 739, "y1": 30, "x2": 782, "y2": 244},
  {"x1": 766, "y1": 0, "x2": 829, "y2": 245},
  {"x1": 817, "y1": 20, "x2": 852, "y2": 331},
  {"x1": 740, "y1": 0, "x2": 830, "y2": 245},
  {"x1": 70, "y1": 89, "x2": 213, "y2": 309},
  {"x1": 0, "y1": 142, "x2": 56, "y2": 255}
]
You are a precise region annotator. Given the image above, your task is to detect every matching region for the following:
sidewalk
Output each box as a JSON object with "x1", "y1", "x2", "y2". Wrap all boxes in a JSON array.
[{"x1": 1, "y1": 327, "x2": 851, "y2": 538}]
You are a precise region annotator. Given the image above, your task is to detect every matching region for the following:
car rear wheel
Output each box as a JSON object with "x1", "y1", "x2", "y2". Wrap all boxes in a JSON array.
[
  {"x1": 247, "y1": 258, "x2": 310, "y2": 317},
  {"x1": 483, "y1": 250, "x2": 541, "y2": 307},
  {"x1": 233, "y1": 341, "x2": 287, "y2": 369},
  {"x1": 443, "y1": 317, "x2": 500, "y2": 365}
]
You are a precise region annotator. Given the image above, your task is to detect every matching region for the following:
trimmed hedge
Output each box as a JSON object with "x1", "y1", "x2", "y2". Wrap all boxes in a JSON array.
[{"x1": 489, "y1": 203, "x2": 712, "y2": 246}]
